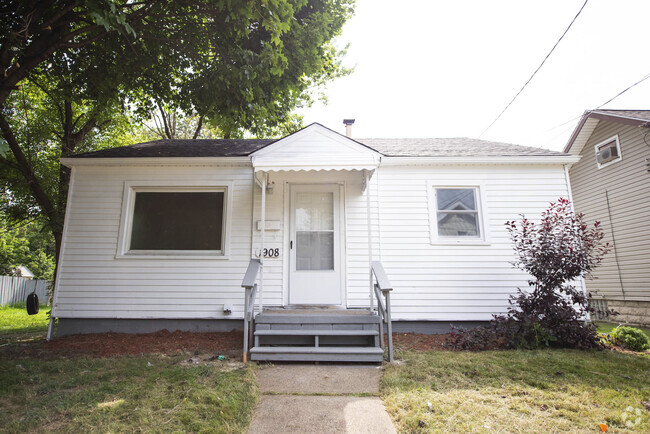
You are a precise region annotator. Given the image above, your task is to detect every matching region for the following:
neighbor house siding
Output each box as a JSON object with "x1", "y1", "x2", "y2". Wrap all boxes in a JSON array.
[
  {"x1": 53, "y1": 164, "x2": 256, "y2": 319},
  {"x1": 569, "y1": 120, "x2": 650, "y2": 302},
  {"x1": 376, "y1": 164, "x2": 571, "y2": 321}
]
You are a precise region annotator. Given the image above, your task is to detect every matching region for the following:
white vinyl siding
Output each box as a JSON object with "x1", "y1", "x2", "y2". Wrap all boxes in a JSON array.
[
  {"x1": 376, "y1": 164, "x2": 570, "y2": 321},
  {"x1": 53, "y1": 159, "x2": 573, "y2": 322},
  {"x1": 53, "y1": 165, "x2": 253, "y2": 319}
]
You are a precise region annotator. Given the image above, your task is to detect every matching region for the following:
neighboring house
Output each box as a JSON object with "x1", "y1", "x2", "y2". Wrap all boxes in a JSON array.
[
  {"x1": 13, "y1": 265, "x2": 35, "y2": 279},
  {"x1": 564, "y1": 109, "x2": 650, "y2": 326},
  {"x1": 51, "y1": 122, "x2": 579, "y2": 361}
]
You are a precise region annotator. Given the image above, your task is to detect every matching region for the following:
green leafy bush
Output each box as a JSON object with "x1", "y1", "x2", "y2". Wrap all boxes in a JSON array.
[{"x1": 611, "y1": 326, "x2": 650, "y2": 352}]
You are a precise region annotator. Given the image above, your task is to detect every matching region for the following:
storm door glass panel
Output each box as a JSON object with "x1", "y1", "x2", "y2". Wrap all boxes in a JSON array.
[
  {"x1": 436, "y1": 188, "x2": 480, "y2": 237},
  {"x1": 295, "y1": 192, "x2": 334, "y2": 270},
  {"x1": 130, "y1": 192, "x2": 223, "y2": 250}
]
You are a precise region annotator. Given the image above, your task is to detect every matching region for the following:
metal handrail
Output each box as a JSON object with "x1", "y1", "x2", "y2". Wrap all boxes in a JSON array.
[
  {"x1": 372, "y1": 261, "x2": 394, "y2": 362},
  {"x1": 241, "y1": 259, "x2": 261, "y2": 362}
]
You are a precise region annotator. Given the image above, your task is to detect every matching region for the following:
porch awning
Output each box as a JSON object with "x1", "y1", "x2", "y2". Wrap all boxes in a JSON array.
[
  {"x1": 249, "y1": 123, "x2": 382, "y2": 174},
  {"x1": 250, "y1": 156, "x2": 379, "y2": 173}
]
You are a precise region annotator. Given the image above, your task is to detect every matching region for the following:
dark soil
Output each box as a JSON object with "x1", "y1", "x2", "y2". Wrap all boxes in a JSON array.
[
  {"x1": 1, "y1": 330, "x2": 454, "y2": 360},
  {"x1": 392, "y1": 332, "x2": 451, "y2": 351},
  {"x1": 1, "y1": 330, "x2": 243, "y2": 359}
]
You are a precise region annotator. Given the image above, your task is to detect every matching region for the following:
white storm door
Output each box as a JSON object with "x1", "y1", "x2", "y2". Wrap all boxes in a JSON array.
[{"x1": 289, "y1": 184, "x2": 342, "y2": 305}]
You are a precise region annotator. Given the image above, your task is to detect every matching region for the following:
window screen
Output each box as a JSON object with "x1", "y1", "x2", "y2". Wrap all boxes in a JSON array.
[
  {"x1": 435, "y1": 188, "x2": 480, "y2": 237},
  {"x1": 129, "y1": 192, "x2": 224, "y2": 251}
]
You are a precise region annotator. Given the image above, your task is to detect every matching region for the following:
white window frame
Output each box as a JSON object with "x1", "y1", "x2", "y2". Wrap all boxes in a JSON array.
[
  {"x1": 594, "y1": 135, "x2": 622, "y2": 169},
  {"x1": 116, "y1": 180, "x2": 233, "y2": 259},
  {"x1": 427, "y1": 182, "x2": 489, "y2": 245}
]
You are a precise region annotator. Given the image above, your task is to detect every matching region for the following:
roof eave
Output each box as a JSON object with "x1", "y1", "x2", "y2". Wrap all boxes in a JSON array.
[
  {"x1": 380, "y1": 155, "x2": 580, "y2": 165},
  {"x1": 564, "y1": 110, "x2": 650, "y2": 153},
  {"x1": 60, "y1": 156, "x2": 252, "y2": 167}
]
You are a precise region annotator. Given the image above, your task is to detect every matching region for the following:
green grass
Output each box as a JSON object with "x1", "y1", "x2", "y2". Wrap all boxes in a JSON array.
[
  {"x1": 0, "y1": 304, "x2": 50, "y2": 342},
  {"x1": 0, "y1": 355, "x2": 258, "y2": 432},
  {"x1": 382, "y1": 349, "x2": 650, "y2": 433},
  {"x1": 597, "y1": 321, "x2": 650, "y2": 338}
]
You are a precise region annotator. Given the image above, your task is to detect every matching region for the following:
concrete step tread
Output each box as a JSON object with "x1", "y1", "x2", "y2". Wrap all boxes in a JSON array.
[
  {"x1": 255, "y1": 314, "x2": 380, "y2": 324},
  {"x1": 254, "y1": 329, "x2": 379, "y2": 336},
  {"x1": 250, "y1": 346, "x2": 384, "y2": 354}
]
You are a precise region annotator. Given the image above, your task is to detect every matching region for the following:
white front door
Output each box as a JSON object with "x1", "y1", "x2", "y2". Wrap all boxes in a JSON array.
[{"x1": 289, "y1": 184, "x2": 342, "y2": 305}]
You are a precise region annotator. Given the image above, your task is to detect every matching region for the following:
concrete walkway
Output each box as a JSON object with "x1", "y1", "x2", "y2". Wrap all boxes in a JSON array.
[{"x1": 248, "y1": 365, "x2": 396, "y2": 434}]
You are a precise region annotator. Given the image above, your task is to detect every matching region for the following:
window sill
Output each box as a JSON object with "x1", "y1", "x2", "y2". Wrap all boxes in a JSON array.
[
  {"x1": 116, "y1": 251, "x2": 229, "y2": 260},
  {"x1": 430, "y1": 240, "x2": 491, "y2": 247}
]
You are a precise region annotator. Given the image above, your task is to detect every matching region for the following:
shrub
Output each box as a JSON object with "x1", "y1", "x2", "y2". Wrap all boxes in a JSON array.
[
  {"x1": 448, "y1": 198, "x2": 611, "y2": 350},
  {"x1": 611, "y1": 326, "x2": 650, "y2": 352}
]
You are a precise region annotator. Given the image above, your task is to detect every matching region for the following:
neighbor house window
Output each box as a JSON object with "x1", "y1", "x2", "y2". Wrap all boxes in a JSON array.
[
  {"x1": 594, "y1": 135, "x2": 622, "y2": 169},
  {"x1": 118, "y1": 183, "x2": 231, "y2": 258},
  {"x1": 433, "y1": 187, "x2": 482, "y2": 238}
]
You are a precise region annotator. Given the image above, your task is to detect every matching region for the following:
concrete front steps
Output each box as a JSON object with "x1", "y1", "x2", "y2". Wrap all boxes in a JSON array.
[{"x1": 250, "y1": 310, "x2": 384, "y2": 362}]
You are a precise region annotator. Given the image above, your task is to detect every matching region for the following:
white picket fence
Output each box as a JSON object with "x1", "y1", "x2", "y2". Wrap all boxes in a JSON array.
[{"x1": 0, "y1": 276, "x2": 51, "y2": 307}]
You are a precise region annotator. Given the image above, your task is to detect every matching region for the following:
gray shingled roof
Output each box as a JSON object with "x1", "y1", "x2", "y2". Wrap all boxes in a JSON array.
[
  {"x1": 590, "y1": 109, "x2": 650, "y2": 122},
  {"x1": 70, "y1": 136, "x2": 568, "y2": 158},
  {"x1": 357, "y1": 138, "x2": 567, "y2": 157},
  {"x1": 71, "y1": 139, "x2": 274, "y2": 158}
]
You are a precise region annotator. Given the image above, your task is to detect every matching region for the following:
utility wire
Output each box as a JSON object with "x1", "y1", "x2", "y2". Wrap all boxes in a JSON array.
[
  {"x1": 595, "y1": 71, "x2": 650, "y2": 109},
  {"x1": 480, "y1": 0, "x2": 589, "y2": 137}
]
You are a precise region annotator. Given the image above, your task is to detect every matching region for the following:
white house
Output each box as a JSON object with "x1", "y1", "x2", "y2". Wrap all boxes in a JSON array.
[{"x1": 51, "y1": 122, "x2": 579, "y2": 361}]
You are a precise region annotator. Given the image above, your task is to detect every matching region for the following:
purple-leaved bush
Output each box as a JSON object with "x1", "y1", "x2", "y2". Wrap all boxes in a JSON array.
[{"x1": 448, "y1": 198, "x2": 613, "y2": 350}]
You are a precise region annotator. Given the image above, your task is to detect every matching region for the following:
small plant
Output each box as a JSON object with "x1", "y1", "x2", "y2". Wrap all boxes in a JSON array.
[{"x1": 611, "y1": 326, "x2": 650, "y2": 352}]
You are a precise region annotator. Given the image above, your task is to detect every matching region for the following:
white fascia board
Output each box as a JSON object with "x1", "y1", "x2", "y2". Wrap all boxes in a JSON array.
[
  {"x1": 60, "y1": 156, "x2": 252, "y2": 168},
  {"x1": 379, "y1": 155, "x2": 581, "y2": 166}
]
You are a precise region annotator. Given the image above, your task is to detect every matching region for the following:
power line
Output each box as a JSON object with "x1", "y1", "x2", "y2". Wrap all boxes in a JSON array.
[
  {"x1": 480, "y1": 0, "x2": 590, "y2": 137},
  {"x1": 596, "y1": 71, "x2": 650, "y2": 108}
]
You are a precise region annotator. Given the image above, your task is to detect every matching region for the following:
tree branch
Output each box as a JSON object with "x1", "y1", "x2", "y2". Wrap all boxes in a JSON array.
[
  {"x1": 158, "y1": 103, "x2": 172, "y2": 139},
  {"x1": 193, "y1": 114, "x2": 204, "y2": 139},
  {"x1": 0, "y1": 113, "x2": 57, "y2": 223}
]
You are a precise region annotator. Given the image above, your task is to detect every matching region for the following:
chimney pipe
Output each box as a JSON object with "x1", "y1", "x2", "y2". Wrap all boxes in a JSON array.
[{"x1": 343, "y1": 119, "x2": 355, "y2": 138}]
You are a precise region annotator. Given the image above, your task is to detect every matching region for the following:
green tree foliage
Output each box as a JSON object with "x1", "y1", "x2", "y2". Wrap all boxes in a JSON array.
[
  {"x1": 0, "y1": 213, "x2": 55, "y2": 280},
  {"x1": 0, "y1": 1, "x2": 354, "y2": 277}
]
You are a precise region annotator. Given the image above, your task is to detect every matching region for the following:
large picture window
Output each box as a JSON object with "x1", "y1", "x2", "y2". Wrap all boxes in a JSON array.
[
  {"x1": 130, "y1": 192, "x2": 224, "y2": 251},
  {"x1": 429, "y1": 185, "x2": 485, "y2": 242},
  {"x1": 118, "y1": 183, "x2": 231, "y2": 258}
]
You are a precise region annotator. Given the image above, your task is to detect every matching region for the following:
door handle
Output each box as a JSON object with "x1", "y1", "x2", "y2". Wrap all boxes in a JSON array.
[{"x1": 290, "y1": 240, "x2": 293, "y2": 249}]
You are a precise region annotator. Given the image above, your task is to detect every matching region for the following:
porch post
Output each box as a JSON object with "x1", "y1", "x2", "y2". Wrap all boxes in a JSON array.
[
  {"x1": 259, "y1": 173, "x2": 266, "y2": 314},
  {"x1": 366, "y1": 170, "x2": 374, "y2": 311}
]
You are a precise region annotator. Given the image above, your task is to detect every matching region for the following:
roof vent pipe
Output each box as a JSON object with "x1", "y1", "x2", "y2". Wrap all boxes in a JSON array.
[{"x1": 343, "y1": 119, "x2": 355, "y2": 138}]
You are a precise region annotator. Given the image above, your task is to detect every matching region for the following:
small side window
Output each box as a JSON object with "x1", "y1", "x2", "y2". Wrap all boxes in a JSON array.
[
  {"x1": 595, "y1": 135, "x2": 621, "y2": 169},
  {"x1": 428, "y1": 185, "x2": 486, "y2": 244}
]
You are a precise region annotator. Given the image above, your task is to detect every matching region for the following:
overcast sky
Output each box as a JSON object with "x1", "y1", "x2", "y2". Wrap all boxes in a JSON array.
[{"x1": 298, "y1": 0, "x2": 650, "y2": 151}]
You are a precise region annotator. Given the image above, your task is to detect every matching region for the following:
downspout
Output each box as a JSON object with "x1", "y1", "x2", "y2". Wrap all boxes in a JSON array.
[
  {"x1": 563, "y1": 164, "x2": 587, "y2": 299},
  {"x1": 259, "y1": 173, "x2": 267, "y2": 314},
  {"x1": 365, "y1": 170, "x2": 374, "y2": 311},
  {"x1": 605, "y1": 190, "x2": 625, "y2": 300}
]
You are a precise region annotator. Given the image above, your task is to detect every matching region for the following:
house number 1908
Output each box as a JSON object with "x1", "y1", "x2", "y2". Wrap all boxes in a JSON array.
[{"x1": 263, "y1": 248, "x2": 280, "y2": 258}]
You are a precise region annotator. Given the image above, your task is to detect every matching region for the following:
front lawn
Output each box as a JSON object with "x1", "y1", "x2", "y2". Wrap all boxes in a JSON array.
[
  {"x1": 0, "y1": 306, "x2": 257, "y2": 432},
  {"x1": 382, "y1": 349, "x2": 650, "y2": 432},
  {"x1": 0, "y1": 355, "x2": 258, "y2": 432}
]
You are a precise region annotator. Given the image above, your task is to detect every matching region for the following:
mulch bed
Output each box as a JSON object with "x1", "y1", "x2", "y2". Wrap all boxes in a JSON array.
[
  {"x1": 1, "y1": 330, "x2": 243, "y2": 359},
  {"x1": 2, "y1": 331, "x2": 453, "y2": 359},
  {"x1": 392, "y1": 332, "x2": 451, "y2": 351},
  {"x1": 45, "y1": 330, "x2": 244, "y2": 357}
]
